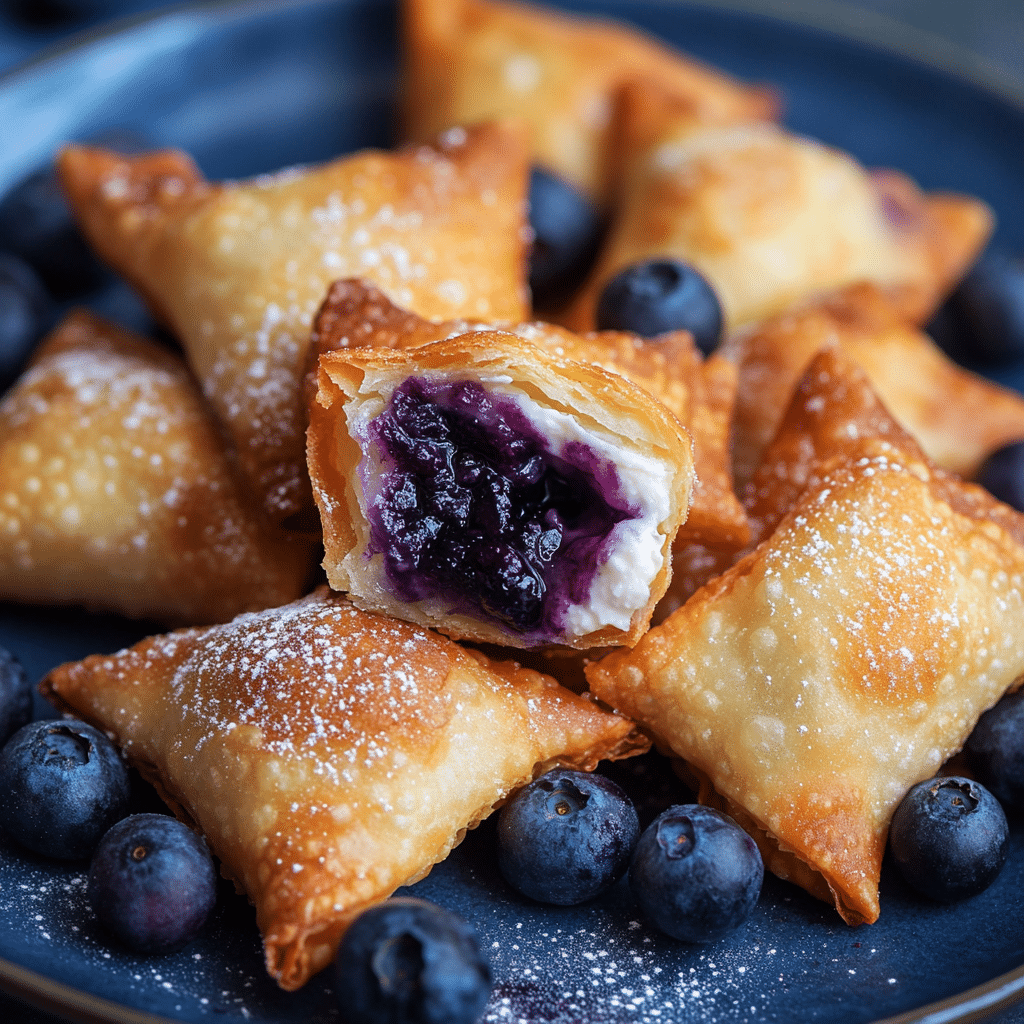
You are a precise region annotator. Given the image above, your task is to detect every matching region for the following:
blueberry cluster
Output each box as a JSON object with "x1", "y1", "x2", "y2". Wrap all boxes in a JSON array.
[
  {"x1": 369, "y1": 377, "x2": 631, "y2": 634},
  {"x1": 0, "y1": 667, "x2": 218, "y2": 954},
  {"x1": 497, "y1": 768, "x2": 763, "y2": 943}
]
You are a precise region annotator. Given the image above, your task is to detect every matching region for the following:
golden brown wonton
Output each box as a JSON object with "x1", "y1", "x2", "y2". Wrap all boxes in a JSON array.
[
  {"x1": 42, "y1": 587, "x2": 647, "y2": 989},
  {"x1": 723, "y1": 282, "x2": 1024, "y2": 488},
  {"x1": 0, "y1": 311, "x2": 313, "y2": 625},
  {"x1": 307, "y1": 278, "x2": 747, "y2": 549},
  {"x1": 563, "y1": 80, "x2": 992, "y2": 333},
  {"x1": 307, "y1": 329, "x2": 695, "y2": 649},
  {"x1": 588, "y1": 384, "x2": 1024, "y2": 925},
  {"x1": 399, "y1": 0, "x2": 777, "y2": 204},
  {"x1": 57, "y1": 122, "x2": 532, "y2": 524}
]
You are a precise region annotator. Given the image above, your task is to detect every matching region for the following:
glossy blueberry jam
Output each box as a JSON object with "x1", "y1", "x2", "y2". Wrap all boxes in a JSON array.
[{"x1": 366, "y1": 378, "x2": 639, "y2": 637}]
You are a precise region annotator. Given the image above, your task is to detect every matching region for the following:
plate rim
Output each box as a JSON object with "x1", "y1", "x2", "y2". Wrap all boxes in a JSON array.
[{"x1": 1, "y1": 0, "x2": 1023, "y2": 1022}]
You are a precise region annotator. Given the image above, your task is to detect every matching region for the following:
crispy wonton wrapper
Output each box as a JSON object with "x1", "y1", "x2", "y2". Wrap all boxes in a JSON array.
[
  {"x1": 57, "y1": 122, "x2": 532, "y2": 524},
  {"x1": 42, "y1": 587, "x2": 648, "y2": 989},
  {"x1": 0, "y1": 311, "x2": 314, "y2": 625}
]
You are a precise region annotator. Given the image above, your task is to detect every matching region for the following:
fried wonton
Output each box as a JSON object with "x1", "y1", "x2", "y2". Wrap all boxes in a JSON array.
[
  {"x1": 0, "y1": 311, "x2": 314, "y2": 625},
  {"x1": 587, "y1": 424, "x2": 1024, "y2": 926},
  {"x1": 307, "y1": 330, "x2": 695, "y2": 649},
  {"x1": 563, "y1": 80, "x2": 992, "y2": 332},
  {"x1": 56, "y1": 122, "x2": 532, "y2": 524},
  {"x1": 307, "y1": 278, "x2": 747, "y2": 549},
  {"x1": 723, "y1": 282, "x2": 1024, "y2": 488},
  {"x1": 42, "y1": 587, "x2": 648, "y2": 988},
  {"x1": 654, "y1": 344, "x2": 923, "y2": 619},
  {"x1": 400, "y1": 0, "x2": 777, "y2": 204}
]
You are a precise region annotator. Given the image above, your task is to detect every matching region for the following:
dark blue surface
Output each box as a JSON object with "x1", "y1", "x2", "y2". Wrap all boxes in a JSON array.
[{"x1": 3, "y1": 1, "x2": 1024, "y2": 1022}]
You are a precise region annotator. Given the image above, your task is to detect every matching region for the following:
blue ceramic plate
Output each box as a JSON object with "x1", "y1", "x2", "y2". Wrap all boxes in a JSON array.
[{"x1": 3, "y1": 2, "x2": 1024, "y2": 1022}]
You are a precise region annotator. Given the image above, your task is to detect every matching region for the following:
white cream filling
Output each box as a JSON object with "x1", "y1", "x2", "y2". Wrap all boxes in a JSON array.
[{"x1": 475, "y1": 378, "x2": 673, "y2": 637}]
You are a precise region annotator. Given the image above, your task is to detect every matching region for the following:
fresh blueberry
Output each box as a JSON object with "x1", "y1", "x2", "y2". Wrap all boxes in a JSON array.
[
  {"x1": 941, "y1": 250, "x2": 1024, "y2": 364},
  {"x1": 0, "y1": 646, "x2": 32, "y2": 746},
  {"x1": 977, "y1": 440, "x2": 1024, "y2": 511},
  {"x1": 0, "y1": 165, "x2": 108, "y2": 299},
  {"x1": 0, "y1": 127, "x2": 147, "y2": 301},
  {"x1": 595, "y1": 258, "x2": 723, "y2": 353},
  {"x1": 88, "y1": 813, "x2": 218, "y2": 953},
  {"x1": 334, "y1": 897, "x2": 492, "y2": 1024},
  {"x1": 889, "y1": 776, "x2": 1008, "y2": 903},
  {"x1": 967, "y1": 694, "x2": 1024, "y2": 813},
  {"x1": 497, "y1": 768, "x2": 640, "y2": 905},
  {"x1": 528, "y1": 166, "x2": 603, "y2": 309},
  {"x1": 0, "y1": 252, "x2": 52, "y2": 391},
  {"x1": 0, "y1": 718, "x2": 131, "y2": 859},
  {"x1": 628, "y1": 804, "x2": 763, "y2": 943}
]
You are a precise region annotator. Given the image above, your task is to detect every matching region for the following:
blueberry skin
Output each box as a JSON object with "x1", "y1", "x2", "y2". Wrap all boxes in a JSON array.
[
  {"x1": 0, "y1": 166, "x2": 110, "y2": 299},
  {"x1": 0, "y1": 646, "x2": 33, "y2": 746},
  {"x1": 334, "y1": 897, "x2": 492, "y2": 1024},
  {"x1": 497, "y1": 769, "x2": 639, "y2": 905},
  {"x1": 595, "y1": 258, "x2": 724, "y2": 354},
  {"x1": 528, "y1": 166, "x2": 603, "y2": 309},
  {"x1": 0, "y1": 252, "x2": 52, "y2": 392},
  {"x1": 0, "y1": 719, "x2": 131, "y2": 859},
  {"x1": 967, "y1": 693, "x2": 1024, "y2": 811},
  {"x1": 944, "y1": 250, "x2": 1024, "y2": 364},
  {"x1": 88, "y1": 813, "x2": 217, "y2": 953},
  {"x1": 977, "y1": 441, "x2": 1024, "y2": 512},
  {"x1": 628, "y1": 804, "x2": 763, "y2": 943},
  {"x1": 889, "y1": 776, "x2": 1008, "y2": 903}
]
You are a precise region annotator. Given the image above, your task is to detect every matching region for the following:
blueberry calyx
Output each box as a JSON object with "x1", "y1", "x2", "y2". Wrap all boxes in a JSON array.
[
  {"x1": 595, "y1": 258, "x2": 723, "y2": 354},
  {"x1": 889, "y1": 775, "x2": 1008, "y2": 903},
  {"x1": 497, "y1": 768, "x2": 640, "y2": 906},
  {"x1": 334, "y1": 897, "x2": 491, "y2": 1024}
]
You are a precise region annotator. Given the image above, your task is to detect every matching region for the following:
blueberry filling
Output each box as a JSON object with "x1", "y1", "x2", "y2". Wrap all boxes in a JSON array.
[{"x1": 365, "y1": 377, "x2": 639, "y2": 636}]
